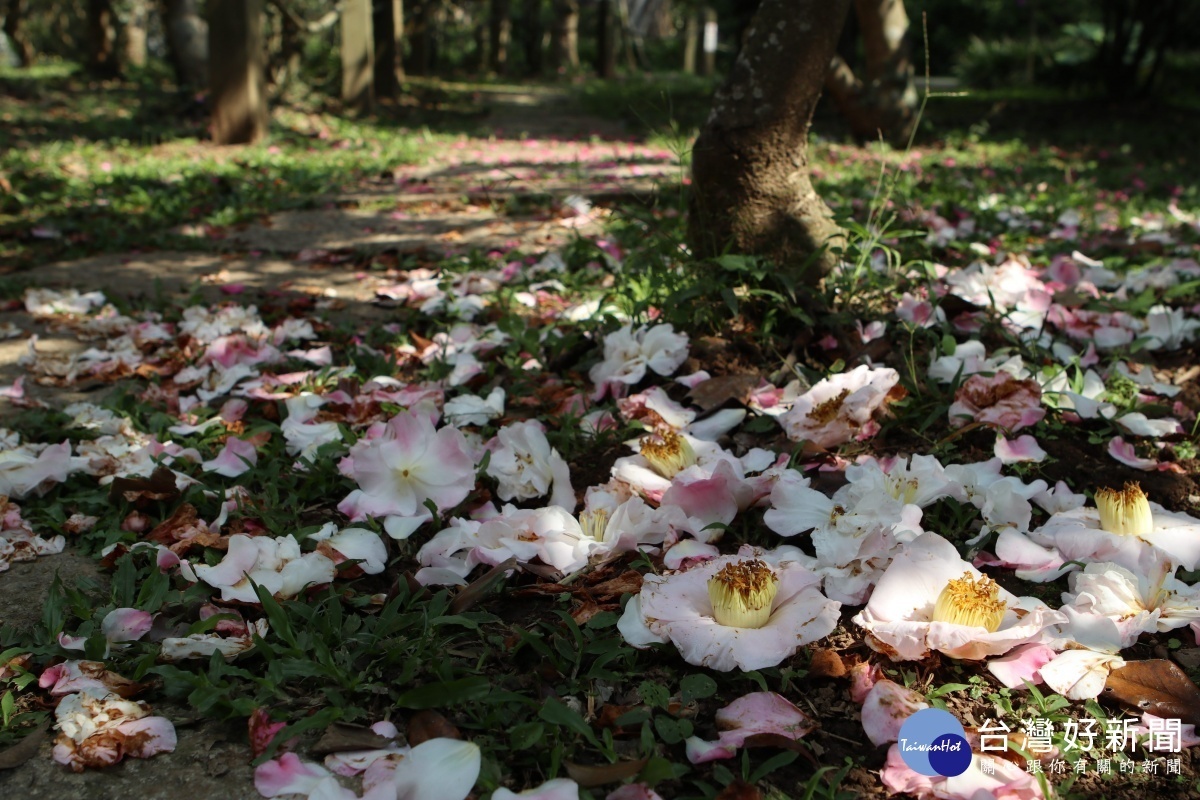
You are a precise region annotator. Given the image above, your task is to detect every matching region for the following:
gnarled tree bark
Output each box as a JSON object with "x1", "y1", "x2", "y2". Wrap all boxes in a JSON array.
[{"x1": 688, "y1": 0, "x2": 850, "y2": 282}]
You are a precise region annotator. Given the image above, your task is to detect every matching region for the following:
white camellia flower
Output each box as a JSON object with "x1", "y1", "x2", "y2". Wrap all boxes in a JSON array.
[
  {"x1": 473, "y1": 505, "x2": 598, "y2": 575},
  {"x1": 191, "y1": 534, "x2": 336, "y2": 603},
  {"x1": 853, "y1": 532, "x2": 1065, "y2": 661},
  {"x1": 588, "y1": 323, "x2": 689, "y2": 399},
  {"x1": 618, "y1": 545, "x2": 839, "y2": 672},
  {"x1": 485, "y1": 420, "x2": 574, "y2": 510},
  {"x1": 778, "y1": 365, "x2": 899, "y2": 447},
  {"x1": 443, "y1": 387, "x2": 506, "y2": 427}
]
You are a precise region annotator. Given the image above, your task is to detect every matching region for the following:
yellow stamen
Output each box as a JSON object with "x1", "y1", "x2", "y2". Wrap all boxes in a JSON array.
[
  {"x1": 639, "y1": 431, "x2": 696, "y2": 479},
  {"x1": 885, "y1": 474, "x2": 920, "y2": 504},
  {"x1": 807, "y1": 389, "x2": 851, "y2": 424},
  {"x1": 579, "y1": 508, "x2": 609, "y2": 542},
  {"x1": 931, "y1": 571, "x2": 1007, "y2": 632},
  {"x1": 707, "y1": 560, "x2": 780, "y2": 629},
  {"x1": 1095, "y1": 482, "x2": 1153, "y2": 537}
]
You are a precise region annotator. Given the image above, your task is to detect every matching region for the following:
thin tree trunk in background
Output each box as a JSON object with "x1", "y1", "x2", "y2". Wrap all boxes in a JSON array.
[
  {"x1": 342, "y1": 0, "x2": 375, "y2": 110},
  {"x1": 123, "y1": 0, "x2": 148, "y2": 68},
  {"x1": 407, "y1": 0, "x2": 433, "y2": 75},
  {"x1": 163, "y1": 0, "x2": 208, "y2": 87},
  {"x1": 549, "y1": 0, "x2": 578, "y2": 73},
  {"x1": 3, "y1": 0, "x2": 32, "y2": 66},
  {"x1": 488, "y1": 0, "x2": 511, "y2": 74},
  {"x1": 209, "y1": 0, "x2": 267, "y2": 144},
  {"x1": 699, "y1": 6, "x2": 716, "y2": 76},
  {"x1": 823, "y1": 0, "x2": 915, "y2": 144},
  {"x1": 374, "y1": 0, "x2": 404, "y2": 97},
  {"x1": 521, "y1": 0, "x2": 543, "y2": 75},
  {"x1": 682, "y1": 11, "x2": 697, "y2": 73},
  {"x1": 470, "y1": 1, "x2": 489, "y2": 74},
  {"x1": 87, "y1": 0, "x2": 120, "y2": 77},
  {"x1": 596, "y1": 0, "x2": 616, "y2": 78},
  {"x1": 689, "y1": 0, "x2": 850, "y2": 281}
]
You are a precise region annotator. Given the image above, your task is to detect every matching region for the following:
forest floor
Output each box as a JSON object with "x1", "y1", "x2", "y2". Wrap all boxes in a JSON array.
[{"x1": 2, "y1": 66, "x2": 1200, "y2": 800}]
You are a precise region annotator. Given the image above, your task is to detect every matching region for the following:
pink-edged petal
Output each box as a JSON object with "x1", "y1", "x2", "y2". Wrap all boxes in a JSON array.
[
  {"x1": 606, "y1": 784, "x2": 665, "y2": 800},
  {"x1": 684, "y1": 736, "x2": 736, "y2": 764},
  {"x1": 113, "y1": 715, "x2": 177, "y2": 759},
  {"x1": 860, "y1": 680, "x2": 928, "y2": 746},
  {"x1": 1107, "y1": 436, "x2": 1159, "y2": 470},
  {"x1": 255, "y1": 752, "x2": 332, "y2": 797},
  {"x1": 662, "y1": 540, "x2": 719, "y2": 570},
  {"x1": 491, "y1": 777, "x2": 581, "y2": 800},
  {"x1": 101, "y1": 608, "x2": 153, "y2": 643},
  {"x1": 1039, "y1": 650, "x2": 1125, "y2": 700},
  {"x1": 987, "y1": 643, "x2": 1055, "y2": 689},
  {"x1": 714, "y1": 692, "x2": 814, "y2": 748},
  {"x1": 203, "y1": 437, "x2": 259, "y2": 477},
  {"x1": 994, "y1": 435, "x2": 1047, "y2": 464}
]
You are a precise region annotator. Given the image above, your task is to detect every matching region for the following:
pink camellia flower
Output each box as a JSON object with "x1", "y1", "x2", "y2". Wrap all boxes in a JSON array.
[
  {"x1": 588, "y1": 323, "x2": 689, "y2": 400},
  {"x1": 948, "y1": 373, "x2": 1044, "y2": 432},
  {"x1": 685, "y1": 692, "x2": 815, "y2": 764},
  {"x1": 338, "y1": 411, "x2": 476, "y2": 540},
  {"x1": 52, "y1": 689, "x2": 177, "y2": 772},
  {"x1": 617, "y1": 545, "x2": 840, "y2": 672},
  {"x1": 779, "y1": 365, "x2": 900, "y2": 447},
  {"x1": 880, "y1": 744, "x2": 1044, "y2": 800},
  {"x1": 473, "y1": 505, "x2": 598, "y2": 576},
  {"x1": 853, "y1": 532, "x2": 1065, "y2": 661}
]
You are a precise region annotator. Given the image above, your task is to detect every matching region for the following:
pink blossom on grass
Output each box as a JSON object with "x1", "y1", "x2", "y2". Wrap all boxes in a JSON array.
[
  {"x1": 948, "y1": 373, "x2": 1044, "y2": 432},
  {"x1": 993, "y1": 434, "x2": 1047, "y2": 464},
  {"x1": 202, "y1": 436, "x2": 259, "y2": 478},
  {"x1": 780, "y1": 365, "x2": 900, "y2": 447}
]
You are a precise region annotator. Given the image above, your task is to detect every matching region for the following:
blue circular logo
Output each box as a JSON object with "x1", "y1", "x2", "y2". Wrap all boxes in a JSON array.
[{"x1": 896, "y1": 708, "x2": 970, "y2": 777}]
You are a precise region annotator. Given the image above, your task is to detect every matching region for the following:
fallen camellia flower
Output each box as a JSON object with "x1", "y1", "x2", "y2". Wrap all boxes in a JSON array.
[
  {"x1": 0, "y1": 495, "x2": 65, "y2": 572},
  {"x1": 880, "y1": 742, "x2": 1044, "y2": 800},
  {"x1": 160, "y1": 604, "x2": 268, "y2": 661},
  {"x1": 684, "y1": 691, "x2": 815, "y2": 764},
  {"x1": 190, "y1": 533, "x2": 336, "y2": 603},
  {"x1": 39, "y1": 661, "x2": 142, "y2": 698},
  {"x1": 618, "y1": 545, "x2": 840, "y2": 671},
  {"x1": 779, "y1": 365, "x2": 900, "y2": 447},
  {"x1": 853, "y1": 532, "x2": 1065, "y2": 661},
  {"x1": 948, "y1": 372, "x2": 1044, "y2": 432},
  {"x1": 52, "y1": 689, "x2": 176, "y2": 772},
  {"x1": 493, "y1": 777, "x2": 581, "y2": 799},
  {"x1": 588, "y1": 323, "x2": 689, "y2": 400}
]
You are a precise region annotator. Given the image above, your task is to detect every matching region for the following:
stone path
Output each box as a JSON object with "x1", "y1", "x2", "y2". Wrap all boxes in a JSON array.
[{"x1": 0, "y1": 83, "x2": 682, "y2": 798}]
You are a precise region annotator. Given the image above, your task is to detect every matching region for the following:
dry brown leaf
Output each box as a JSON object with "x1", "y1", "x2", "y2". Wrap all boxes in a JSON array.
[
  {"x1": 108, "y1": 466, "x2": 180, "y2": 508},
  {"x1": 588, "y1": 571, "x2": 643, "y2": 600},
  {"x1": 564, "y1": 756, "x2": 648, "y2": 787},
  {"x1": 1105, "y1": 659, "x2": 1200, "y2": 725},
  {"x1": 715, "y1": 780, "x2": 762, "y2": 800},
  {"x1": 311, "y1": 722, "x2": 395, "y2": 756},
  {"x1": 808, "y1": 648, "x2": 847, "y2": 678},
  {"x1": 406, "y1": 710, "x2": 461, "y2": 745},
  {"x1": 688, "y1": 374, "x2": 761, "y2": 411}
]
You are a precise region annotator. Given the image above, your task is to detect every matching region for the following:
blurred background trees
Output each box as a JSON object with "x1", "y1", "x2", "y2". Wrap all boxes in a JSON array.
[{"x1": 0, "y1": 0, "x2": 1195, "y2": 148}]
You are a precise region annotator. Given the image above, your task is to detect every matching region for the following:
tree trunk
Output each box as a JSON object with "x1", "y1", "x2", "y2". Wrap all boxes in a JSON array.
[
  {"x1": 488, "y1": 0, "x2": 511, "y2": 74},
  {"x1": 3, "y1": 0, "x2": 32, "y2": 66},
  {"x1": 163, "y1": 0, "x2": 208, "y2": 87},
  {"x1": 374, "y1": 0, "x2": 404, "y2": 97},
  {"x1": 596, "y1": 0, "x2": 616, "y2": 78},
  {"x1": 548, "y1": 0, "x2": 578, "y2": 73},
  {"x1": 342, "y1": 0, "x2": 375, "y2": 110},
  {"x1": 408, "y1": 0, "x2": 434, "y2": 75},
  {"x1": 123, "y1": 0, "x2": 149, "y2": 68},
  {"x1": 682, "y1": 12, "x2": 697, "y2": 73},
  {"x1": 822, "y1": 0, "x2": 915, "y2": 144},
  {"x1": 521, "y1": 0, "x2": 543, "y2": 75},
  {"x1": 688, "y1": 0, "x2": 850, "y2": 281},
  {"x1": 209, "y1": 0, "x2": 268, "y2": 144},
  {"x1": 87, "y1": 0, "x2": 120, "y2": 77},
  {"x1": 699, "y1": 6, "x2": 716, "y2": 76}
]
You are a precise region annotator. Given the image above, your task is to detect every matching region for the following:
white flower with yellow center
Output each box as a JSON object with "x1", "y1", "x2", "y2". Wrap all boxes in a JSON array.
[
  {"x1": 1011, "y1": 481, "x2": 1200, "y2": 579},
  {"x1": 853, "y1": 532, "x2": 1066, "y2": 661},
  {"x1": 618, "y1": 546, "x2": 840, "y2": 672}
]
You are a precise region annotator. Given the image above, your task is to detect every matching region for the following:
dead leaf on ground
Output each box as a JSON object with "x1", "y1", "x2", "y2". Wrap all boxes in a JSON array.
[
  {"x1": 311, "y1": 722, "x2": 395, "y2": 756},
  {"x1": 588, "y1": 571, "x2": 643, "y2": 600},
  {"x1": 406, "y1": 710, "x2": 461, "y2": 745},
  {"x1": 1104, "y1": 659, "x2": 1200, "y2": 725},
  {"x1": 564, "y1": 756, "x2": 648, "y2": 787},
  {"x1": 0, "y1": 719, "x2": 50, "y2": 770},
  {"x1": 107, "y1": 466, "x2": 180, "y2": 507},
  {"x1": 688, "y1": 374, "x2": 761, "y2": 411},
  {"x1": 570, "y1": 600, "x2": 604, "y2": 626},
  {"x1": 714, "y1": 779, "x2": 762, "y2": 800},
  {"x1": 809, "y1": 648, "x2": 847, "y2": 678},
  {"x1": 448, "y1": 557, "x2": 517, "y2": 614}
]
